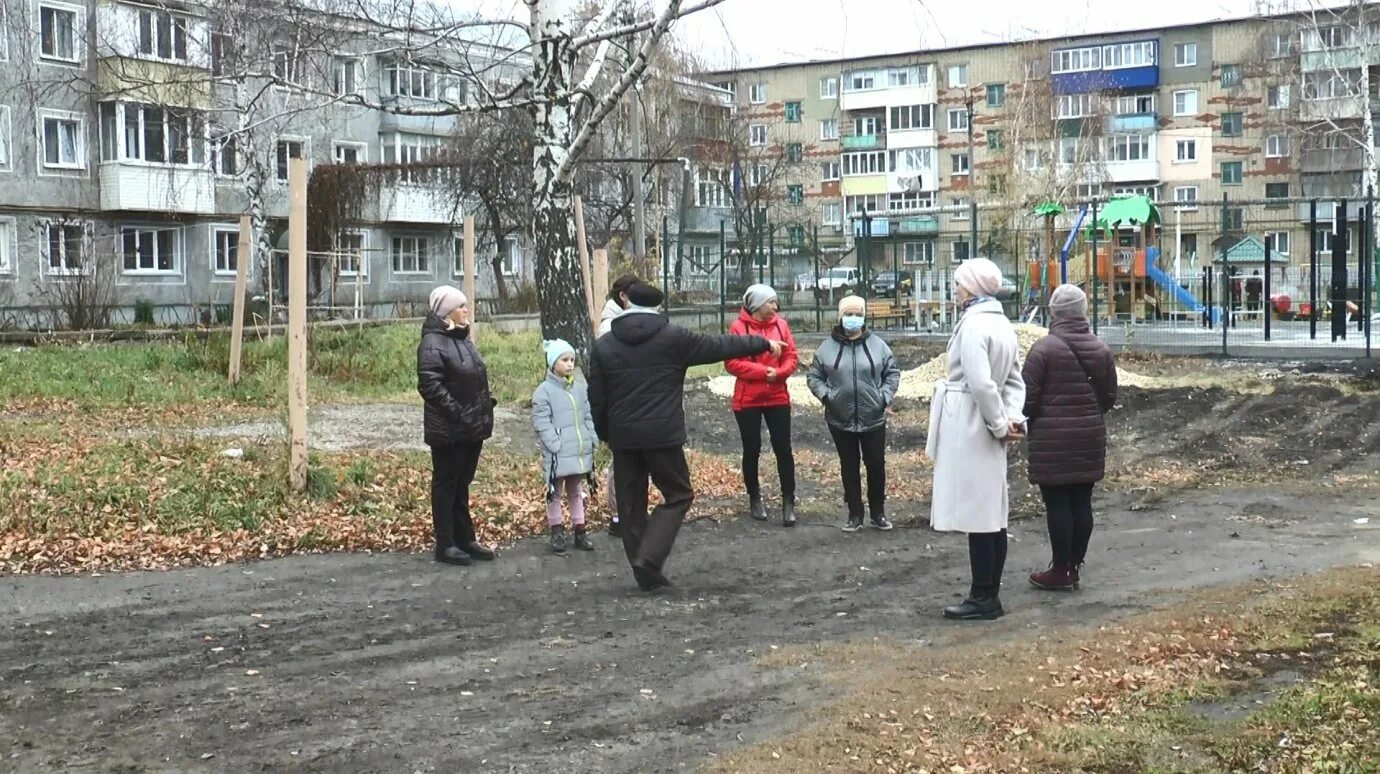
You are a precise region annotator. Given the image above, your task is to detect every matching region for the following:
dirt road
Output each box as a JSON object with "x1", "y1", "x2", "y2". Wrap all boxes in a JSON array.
[{"x1": 3, "y1": 482, "x2": 1375, "y2": 773}]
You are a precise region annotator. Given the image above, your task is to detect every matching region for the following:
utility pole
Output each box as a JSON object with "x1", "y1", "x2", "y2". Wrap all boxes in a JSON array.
[
  {"x1": 966, "y1": 96, "x2": 977, "y2": 261},
  {"x1": 627, "y1": 29, "x2": 648, "y2": 260}
]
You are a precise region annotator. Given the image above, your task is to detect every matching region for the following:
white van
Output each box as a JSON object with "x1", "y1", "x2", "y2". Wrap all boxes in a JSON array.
[{"x1": 817, "y1": 266, "x2": 860, "y2": 292}]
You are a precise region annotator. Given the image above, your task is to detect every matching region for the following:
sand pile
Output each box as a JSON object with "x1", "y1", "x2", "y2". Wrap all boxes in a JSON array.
[{"x1": 706, "y1": 324, "x2": 1154, "y2": 407}]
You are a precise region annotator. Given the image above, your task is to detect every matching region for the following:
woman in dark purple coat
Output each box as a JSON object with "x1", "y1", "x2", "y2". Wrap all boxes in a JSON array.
[{"x1": 1021, "y1": 284, "x2": 1118, "y2": 591}]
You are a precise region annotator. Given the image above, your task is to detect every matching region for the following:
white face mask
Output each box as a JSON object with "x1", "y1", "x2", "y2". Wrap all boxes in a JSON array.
[{"x1": 841, "y1": 314, "x2": 865, "y2": 332}]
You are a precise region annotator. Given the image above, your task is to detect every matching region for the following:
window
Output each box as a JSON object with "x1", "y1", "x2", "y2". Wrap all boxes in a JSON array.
[
  {"x1": 1315, "y1": 229, "x2": 1335, "y2": 254},
  {"x1": 951, "y1": 153, "x2": 969, "y2": 175},
  {"x1": 1113, "y1": 93, "x2": 1155, "y2": 115},
  {"x1": 121, "y1": 226, "x2": 179, "y2": 273},
  {"x1": 381, "y1": 132, "x2": 441, "y2": 183},
  {"x1": 844, "y1": 194, "x2": 884, "y2": 214},
  {"x1": 787, "y1": 225, "x2": 805, "y2": 247},
  {"x1": 276, "y1": 138, "x2": 306, "y2": 182},
  {"x1": 44, "y1": 222, "x2": 85, "y2": 274},
  {"x1": 1220, "y1": 64, "x2": 1241, "y2": 88},
  {"x1": 820, "y1": 77, "x2": 838, "y2": 99},
  {"x1": 40, "y1": 112, "x2": 83, "y2": 169},
  {"x1": 333, "y1": 141, "x2": 365, "y2": 164},
  {"x1": 786, "y1": 143, "x2": 803, "y2": 163},
  {"x1": 847, "y1": 70, "x2": 876, "y2": 91},
  {"x1": 986, "y1": 174, "x2": 1007, "y2": 195},
  {"x1": 1173, "y1": 42, "x2": 1197, "y2": 67},
  {"x1": 902, "y1": 241, "x2": 934, "y2": 265},
  {"x1": 137, "y1": 9, "x2": 189, "y2": 62},
  {"x1": 952, "y1": 240, "x2": 971, "y2": 262},
  {"x1": 1304, "y1": 26, "x2": 1351, "y2": 51},
  {"x1": 1304, "y1": 69, "x2": 1361, "y2": 100},
  {"x1": 337, "y1": 232, "x2": 366, "y2": 277},
  {"x1": 822, "y1": 201, "x2": 842, "y2": 226},
  {"x1": 888, "y1": 147, "x2": 932, "y2": 174},
  {"x1": 1268, "y1": 33, "x2": 1292, "y2": 59},
  {"x1": 212, "y1": 134, "x2": 238, "y2": 176},
  {"x1": 1265, "y1": 133, "x2": 1290, "y2": 158},
  {"x1": 213, "y1": 228, "x2": 239, "y2": 276},
  {"x1": 785, "y1": 101, "x2": 802, "y2": 123},
  {"x1": 887, "y1": 66, "x2": 920, "y2": 87},
  {"x1": 852, "y1": 115, "x2": 880, "y2": 136},
  {"x1": 210, "y1": 32, "x2": 233, "y2": 76},
  {"x1": 1103, "y1": 133, "x2": 1152, "y2": 162},
  {"x1": 272, "y1": 46, "x2": 306, "y2": 87},
  {"x1": 947, "y1": 108, "x2": 968, "y2": 132},
  {"x1": 391, "y1": 236, "x2": 430, "y2": 273},
  {"x1": 39, "y1": 4, "x2": 79, "y2": 63},
  {"x1": 695, "y1": 167, "x2": 727, "y2": 207},
  {"x1": 985, "y1": 83, "x2": 1005, "y2": 107},
  {"x1": 1175, "y1": 139, "x2": 1197, "y2": 162},
  {"x1": 842, "y1": 151, "x2": 886, "y2": 176},
  {"x1": 986, "y1": 129, "x2": 1004, "y2": 150},
  {"x1": 821, "y1": 161, "x2": 840, "y2": 181},
  {"x1": 820, "y1": 118, "x2": 839, "y2": 141},
  {"x1": 1173, "y1": 90, "x2": 1198, "y2": 116},
  {"x1": 383, "y1": 63, "x2": 460, "y2": 102},
  {"x1": 1055, "y1": 93, "x2": 1097, "y2": 119},
  {"x1": 1075, "y1": 183, "x2": 1103, "y2": 200},
  {"x1": 0, "y1": 105, "x2": 10, "y2": 169},
  {"x1": 1223, "y1": 208, "x2": 1244, "y2": 232},
  {"x1": 1114, "y1": 184, "x2": 1159, "y2": 199},
  {"x1": 750, "y1": 163, "x2": 769, "y2": 186},
  {"x1": 889, "y1": 104, "x2": 933, "y2": 131},
  {"x1": 1058, "y1": 137, "x2": 1079, "y2": 164},
  {"x1": 1220, "y1": 161, "x2": 1243, "y2": 185},
  {"x1": 1268, "y1": 85, "x2": 1291, "y2": 109},
  {"x1": 947, "y1": 64, "x2": 967, "y2": 88},
  {"x1": 1103, "y1": 41, "x2": 1156, "y2": 69},
  {"x1": 713, "y1": 81, "x2": 736, "y2": 99},
  {"x1": 1266, "y1": 231, "x2": 1290, "y2": 255},
  {"x1": 1265, "y1": 182, "x2": 1289, "y2": 203},
  {"x1": 1221, "y1": 112, "x2": 1243, "y2": 137},
  {"x1": 1023, "y1": 147, "x2": 1042, "y2": 170},
  {"x1": 749, "y1": 83, "x2": 766, "y2": 104},
  {"x1": 888, "y1": 191, "x2": 933, "y2": 211},
  {"x1": 1174, "y1": 186, "x2": 1199, "y2": 209},
  {"x1": 334, "y1": 58, "x2": 364, "y2": 97},
  {"x1": 100, "y1": 103, "x2": 206, "y2": 165},
  {"x1": 749, "y1": 123, "x2": 766, "y2": 146},
  {"x1": 787, "y1": 184, "x2": 804, "y2": 206},
  {"x1": 951, "y1": 198, "x2": 970, "y2": 220},
  {"x1": 1052, "y1": 46, "x2": 1100, "y2": 74},
  {"x1": 0, "y1": 220, "x2": 11, "y2": 274},
  {"x1": 498, "y1": 235, "x2": 522, "y2": 277}
]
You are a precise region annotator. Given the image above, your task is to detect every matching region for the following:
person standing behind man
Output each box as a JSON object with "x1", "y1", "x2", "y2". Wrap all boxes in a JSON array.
[
  {"x1": 807, "y1": 294, "x2": 901, "y2": 533},
  {"x1": 1022, "y1": 284, "x2": 1117, "y2": 591},
  {"x1": 725, "y1": 284, "x2": 799, "y2": 527},
  {"x1": 589, "y1": 282, "x2": 783, "y2": 591},
  {"x1": 596, "y1": 273, "x2": 641, "y2": 537}
]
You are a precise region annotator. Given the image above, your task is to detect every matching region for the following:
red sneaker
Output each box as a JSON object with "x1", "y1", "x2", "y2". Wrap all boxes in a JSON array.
[{"x1": 1029, "y1": 564, "x2": 1078, "y2": 591}]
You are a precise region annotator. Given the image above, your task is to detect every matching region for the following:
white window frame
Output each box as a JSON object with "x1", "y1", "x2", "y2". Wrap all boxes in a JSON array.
[
  {"x1": 332, "y1": 140, "x2": 367, "y2": 164},
  {"x1": 1304, "y1": 69, "x2": 1362, "y2": 101},
  {"x1": 1266, "y1": 230, "x2": 1290, "y2": 256},
  {"x1": 383, "y1": 62, "x2": 460, "y2": 103},
  {"x1": 0, "y1": 2, "x2": 8, "y2": 62},
  {"x1": 271, "y1": 45, "x2": 307, "y2": 89},
  {"x1": 1113, "y1": 93, "x2": 1156, "y2": 115},
  {"x1": 1103, "y1": 133, "x2": 1153, "y2": 163},
  {"x1": 749, "y1": 123, "x2": 766, "y2": 146},
  {"x1": 947, "y1": 64, "x2": 967, "y2": 88},
  {"x1": 842, "y1": 151, "x2": 886, "y2": 176},
  {"x1": 391, "y1": 234, "x2": 431, "y2": 274},
  {"x1": 1268, "y1": 84, "x2": 1291, "y2": 109},
  {"x1": 380, "y1": 131, "x2": 440, "y2": 184},
  {"x1": 819, "y1": 77, "x2": 838, "y2": 99},
  {"x1": 846, "y1": 70, "x2": 877, "y2": 92},
  {"x1": 0, "y1": 105, "x2": 10, "y2": 170},
  {"x1": 275, "y1": 135, "x2": 309, "y2": 183},
  {"x1": 844, "y1": 194, "x2": 884, "y2": 215},
  {"x1": 1175, "y1": 139, "x2": 1197, "y2": 163},
  {"x1": 750, "y1": 163, "x2": 769, "y2": 186},
  {"x1": 38, "y1": 109, "x2": 85, "y2": 171},
  {"x1": 889, "y1": 147, "x2": 932, "y2": 175},
  {"x1": 946, "y1": 108, "x2": 968, "y2": 132},
  {"x1": 1265, "y1": 133, "x2": 1290, "y2": 158},
  {"x1": 1054, "y1": 93, "x2": 1097, "y2": 119},
  {"x1": 38, "y1": 2, "x2": 82, "y2": 65},
  {"x1": 820, "y1": 118, "x2": 839, "y2": 141},
  {"x1": 334, "y1": 57, "x2": 366, "y2": 98},
  {"x1": 748, "y1": 82, "x2": 766, "y2": 104},
  {"x1": 1174, "y1": 186, "x2": 1199, "y2": 210},
  {"x1": 212, "y1": 134, "x2": 238, "y2": 178},
  {"x1": 137, "y1": 8, "x2": 190, "y2": 64},
  {"x1": 1051, "y1": 46, "x2": 1101, "y2": 74},
  {"x1": 902, "y1": 240, "x2": 934, "y2": 266},
  {"x1": 694, "y1": 166, "x2": 727, "y2": 207},
  {"x1": 0, "y1": 217, "x2": 14, "y2": 274},
  {"x1": 950, "y1": 153, "x2": 969, "y2": 175},
  {"x1": 335, "y1": 230, "x2": 368, "y2": 278},
  {"x1": 498, "y1": 234, "x2": 523, "y2": 277},
  {"x1": 889, "y1": 104, "x2": 933, "y2": 132},
  {"x1": 100, "y1": 102, "x2": 207, "y2": 167},
  {"x1": 211, "y1": 226, "x2": 240, "y2": 278},
  {"x1": 1102, "y1": 41, "x2": 1156, "y2": 70},
  {"x1": 1172, "y1": 90, "x2": 1198, "y2": 117},
  {"x1": 1268, "y1": 33, "x2": 1293, "y2": 59},
  {"x1": 120, "y1": 225, "x2": 182, "y2": 275},
  {"x1": 820, "y1": 161, "x2": 840, "y2": 181},
  {"x1": 821, "y1": 201, "x2": 842, "y2": 226},
  {"x1": 43, "y1": 220, "x2": 88, "y2": 276},
  {"x1": 852, "y1": 115, "x2": 879, "y2": 136},
  {"x1": 951, "y1": 240, "x2": 971, "y2": 262},
  {"x1": 1173, "y1": 42, "x2": 1197, "y2": 67},
  {"x1": 887, "y1": 191, "x2": 932, "y2": 211}
]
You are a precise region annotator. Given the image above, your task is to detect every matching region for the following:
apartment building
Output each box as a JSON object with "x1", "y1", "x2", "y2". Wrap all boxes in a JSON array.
[
  {"x1": 704, "y1": 8, "x2": 1380, "y2": 283},
  {"x1": 0, "y1": 0, "x2": 529, "y2": 325}
]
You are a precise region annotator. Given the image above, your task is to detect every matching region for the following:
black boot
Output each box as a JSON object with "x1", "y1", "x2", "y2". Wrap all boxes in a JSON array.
[
  {"x1": 434, "y1": 546, "x2": 471, "y2": 566},
  {"x1": 573, "y1": 526, "x2": 595, "y2": 551},
  {"x1": 631, "y1": 560, "x2": 672, "y2": 592},
  {"x1": 550, "y1": 525, "x2": 569, "y2": 554},
  {"x1": 943, "y1": 586, "x2": 1004, "y2": 620},
  {"x1": 748, "y1": 495, "x2": 768, "y2": 521},
  {"x1": 782, "y1": 498, "x2": 796, "y2": 528},
  {"x1": 460, "y1": 541, "x2": 495, "y2": 561},
  {"x1": 608, "y1": 520, "x2": 622, "y2": 538}
]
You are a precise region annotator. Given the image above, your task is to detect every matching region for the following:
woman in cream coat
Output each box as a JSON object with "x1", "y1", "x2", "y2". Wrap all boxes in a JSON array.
[{"x1": 926, "y1": 258, "x2": 1026, "y2": 621}]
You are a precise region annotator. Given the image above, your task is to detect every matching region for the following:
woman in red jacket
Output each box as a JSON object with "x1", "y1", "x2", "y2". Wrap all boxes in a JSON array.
[{"x1": 726, "y1": 284, "x2": 799, "y2": 526}]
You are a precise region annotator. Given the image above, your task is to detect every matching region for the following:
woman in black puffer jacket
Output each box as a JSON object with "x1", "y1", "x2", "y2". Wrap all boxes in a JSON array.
[{"x1": 417, "y1": 285, "x2": 498, "y2": 566}]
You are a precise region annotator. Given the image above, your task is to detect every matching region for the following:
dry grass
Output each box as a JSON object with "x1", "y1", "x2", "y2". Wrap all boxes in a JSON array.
[{"x1": 708, "y1": 565, "x2": 1380, "y2": 773}]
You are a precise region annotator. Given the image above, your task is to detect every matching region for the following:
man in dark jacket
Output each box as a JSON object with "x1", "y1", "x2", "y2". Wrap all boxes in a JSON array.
[
  {"x1": 1021, "y1": 284, "x2": 1117, "y2": 591},
  {"x1": 589, "y1": 282, "x2": 781, "y2": 591}
]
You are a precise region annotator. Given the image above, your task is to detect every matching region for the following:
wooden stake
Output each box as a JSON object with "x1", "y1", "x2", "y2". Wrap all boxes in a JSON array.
[
  {"x1": 574, "y1": 196, "x2": 597, "y2": 339},
  {"x1": 228, "y1": 215, "x2": 250, "y2": 385},
  {"x1": 593, "y1": 247, "x2": 609, "y2": 315},
  {"x1": 288, "y1": 157, "x2": 309, "y2": 493},
  {"x1": 463, "y1": 216, "x2": 477, "y2": 342}
]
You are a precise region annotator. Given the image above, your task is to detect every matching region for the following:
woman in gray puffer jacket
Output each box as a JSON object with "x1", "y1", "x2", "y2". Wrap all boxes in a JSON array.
[
  {"x1": 807, "y1": 295, "x2": 902, "y2": 533},
  {"x1": 532, "y1": 339, "x2": 598, "y2": 554}
]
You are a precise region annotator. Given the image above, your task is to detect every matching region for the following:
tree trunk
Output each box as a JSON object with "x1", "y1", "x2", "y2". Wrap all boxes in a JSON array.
[
  {"x1": 487, "y1": 209, "x2": 510, "y2": 304},
  {"x1": 531, "y1": 0, "x2": 592, "y2": 356}
]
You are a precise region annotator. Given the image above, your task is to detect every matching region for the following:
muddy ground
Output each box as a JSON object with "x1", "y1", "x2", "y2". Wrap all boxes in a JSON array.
[{"x1": 5, "y1": 347, "x2": 1380, "y2": 773}]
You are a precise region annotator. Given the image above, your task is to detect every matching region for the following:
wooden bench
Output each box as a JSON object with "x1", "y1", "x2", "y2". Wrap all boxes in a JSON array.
[{"x1": 866, "y1": 299, "x2": 908, "y2": 329}]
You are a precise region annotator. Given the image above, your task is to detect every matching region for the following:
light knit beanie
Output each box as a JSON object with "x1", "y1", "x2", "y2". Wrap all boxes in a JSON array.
[
  {"x1": 955, "y1": 258, "x2": 1003, "y2": 297},
  {"x1": 543, "y1": 338, "x2": 576, "y2": 371},
  {"x1": 428, "y1": 285, "x2": 468, "y2": 318},
  {"x1": 1049, "y1": 283, "x2": 1088, "y2": 319},
  {"x1": 742, "y1": 284, "x2": 777, "y2": 313},
  {"x1": 838, "y1": 294, "x2": 865, "y2": 319}
]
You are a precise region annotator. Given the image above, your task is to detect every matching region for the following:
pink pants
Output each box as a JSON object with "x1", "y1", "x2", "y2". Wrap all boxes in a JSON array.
[{"x1": 547, "y1": 475, "x2": 586, "y2": 527}]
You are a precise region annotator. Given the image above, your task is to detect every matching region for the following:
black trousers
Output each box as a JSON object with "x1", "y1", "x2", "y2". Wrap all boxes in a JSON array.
[
  {"x1": 430, "y1": 442, "x2": 483, "y2": 548},
  {"x1": 968, "y1": 530, "x2": 1008, "y2": 598},
  {"x1": 612, "y1": 447, "x2": 694, "y2": 572},
  {"x1": 828, "y1": 426, "x2": 887, "y2": 520},
  {"x1": 734, "y1": 406, "x2": 796, "y2": 501},
  {"x1": 1039, "y1": 483, "x2": 1095, "y2": 567}
]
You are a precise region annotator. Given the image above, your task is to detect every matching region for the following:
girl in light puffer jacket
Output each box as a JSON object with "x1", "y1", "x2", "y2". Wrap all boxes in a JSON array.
[{"x1": 532, "y1": 339, "x2": 597, "y2": 554}]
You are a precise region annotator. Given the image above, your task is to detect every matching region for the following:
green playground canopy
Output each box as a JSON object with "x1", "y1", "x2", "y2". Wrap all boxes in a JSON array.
[
  {"x1": 1084, "y1": 195, "x2": 1161, "y2": 237},
  {"x1": 1032, "y1": 202, "x2": 1065, "y2": 217}
]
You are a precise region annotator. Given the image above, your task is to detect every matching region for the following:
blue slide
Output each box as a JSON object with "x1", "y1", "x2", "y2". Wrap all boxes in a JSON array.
[{"x1": 1144, "y1": 251, "x2": 1221, "y2": 323}]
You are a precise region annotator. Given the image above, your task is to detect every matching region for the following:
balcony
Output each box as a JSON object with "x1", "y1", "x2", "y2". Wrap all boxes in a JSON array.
[
  {"x1": 99, "y1": 163, "x2": 215, "y2": 214},
  {"x1": 1108, "y1": 112, "x2": 1158, "y2": 133},
  {"x1": 843, "y1": 134, "x2": 884, "y2": 150},
  {"x1": 1302, "y1": 146, "x2": 1364, "y2": 173},
  {"x1": 895, "y1": 216, "x2": 939, "y2": 235},
  {"x1": 378, "y1": 112, "x2": 462, "y2": 136},
  {"x1": 1103, "y1": 158, "x2": 1159, "y2": 183},
  {"x1": 1301, "y1": 49, "x2": 1363, "y2": 73},
  {"x1": 1300, "y1": 96, "x2": 1365, "y2": 122},
  {"x1": 679, "y1": 206, "x2": 735, "y2": 235},
  {"x1": 380, "y1": 185, "x2": 461, "y2": 225}
]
